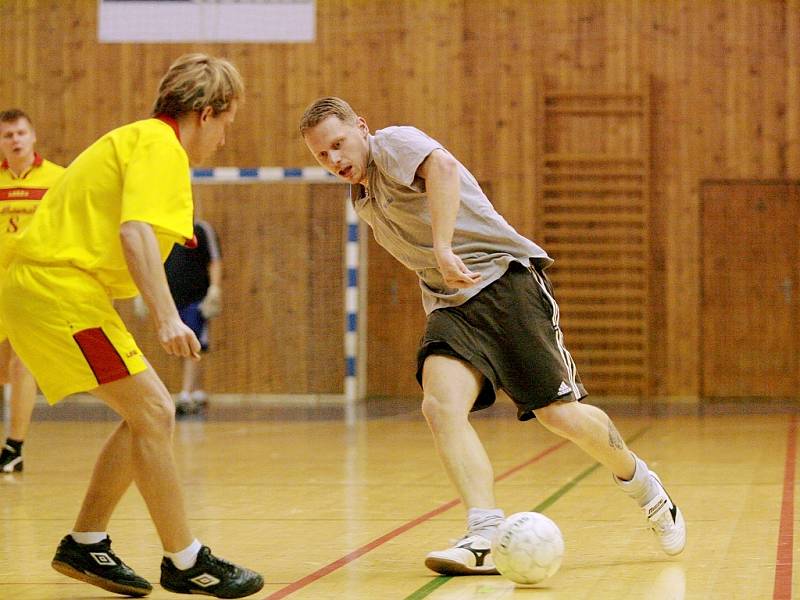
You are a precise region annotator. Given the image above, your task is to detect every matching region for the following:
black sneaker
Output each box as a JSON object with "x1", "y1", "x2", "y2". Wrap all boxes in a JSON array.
[
  {"x1": 160, "y1": 546, "x2": 264, "y2": 598},
  {"x1": 0, "y1": 444, "x2": 22, "y2": 473},
  {"x1": 51, "y1": 535, "x2": 152, "y2": 597}
]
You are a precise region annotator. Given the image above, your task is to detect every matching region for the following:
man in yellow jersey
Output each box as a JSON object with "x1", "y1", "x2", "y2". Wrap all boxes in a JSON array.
[
  {"x1": 0, "y1": 109, "x2": 64, "y2": 473},
  {"x1": 0, "y1": 54, "x2": 263, "y2": 598}
]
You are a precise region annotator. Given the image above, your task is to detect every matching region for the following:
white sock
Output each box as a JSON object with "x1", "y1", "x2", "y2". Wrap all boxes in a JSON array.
[
  {"x1": 165, "y1": 539, "x2": 202, "y2": 570},
  {"x1": 70, "y1": 531, "x2": 107, "y2": 545},
  {"x1": 614, "y1": 453, "x2": 658, "y2": 506},
  {"x1": 467, "y1": 507, "x2": 505, "y2": 541}
]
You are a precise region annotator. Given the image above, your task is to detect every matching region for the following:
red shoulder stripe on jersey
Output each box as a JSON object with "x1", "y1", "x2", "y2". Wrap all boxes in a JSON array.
[
  {"x1": 0, "y1": 188, "x2": 47, "y2": 200},
  {"x1": 155, "y1": 114, "x2": 181, "y2": 141},
  {"x1": 72, "y1": 327, "x2": 131, "y2": 385}
]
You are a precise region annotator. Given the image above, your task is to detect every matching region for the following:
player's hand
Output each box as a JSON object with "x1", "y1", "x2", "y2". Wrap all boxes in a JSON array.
[
  {"x1": 157, "y1": 316, "x2": 201, "y2": 360},
  {"x1": 199, "y1": 284, "x2": 222, "y2": 319},
  {"x1": 434, "y1": 247, "x2": 482, "y2": 289},
  {"x1": 132, "y1": 295, "x2": 149, "y2": 319}
]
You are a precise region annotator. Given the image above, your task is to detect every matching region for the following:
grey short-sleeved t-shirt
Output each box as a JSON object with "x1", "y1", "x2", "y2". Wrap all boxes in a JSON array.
[{"x1": 353, "y1": 125, "x2": 551, "y2": 314}]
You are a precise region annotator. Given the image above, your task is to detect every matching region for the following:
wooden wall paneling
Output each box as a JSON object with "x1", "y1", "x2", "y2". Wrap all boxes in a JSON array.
[
  {"x1": 307, "y1": 185, "x2": 346, "y2": 393},
  {"x1": 403, "y1": 1, "x2": 463, "y2": 140},
  {"x1": 788, "y1": 0, "x2": 800, "y2": 175},
  {"x1": 663, "y1": 1, "x2": 698, "y2": 396},
  {"x1": 332, "y1": 2, "x2": 410, "y2": 131},
  {"x1": 286, "y1": 39, "x2": 330, "y2": 167},
  {"x1": 122, "y1": 183, "x2": 346, "y2": 395},
  {"x1": 494, "y1": 4, "x2": 539, "y2": 233},
  {"x1": 239, "y1": 183, "x2": 312, "y2": 393},
  {"x1": 755, "y1": 2, "x2": 789, "y2": 176},
  {"x1": 366, "y1": 240, "x2": 426, "y2": 398},
  {"x1": 462, "y1": 5, "x2": 493, "y2": 200},
  {"x1": 538, "y1": 87, "x2": 651, "y2": 397},
  {"x1": 363, "y1": 1, "x2": 469, "y2": 398},
  {"x1": 700, "y1": 181, "x2": 800, "y2": 397},
  {"x1": 222, "y1": 45, "x2": 275, "y2": 167},
  {"x1": 681, "y1": 2, "x2": 727, "y2": 395},
  {"x1": 6, "y1": 1, "x2": 800, "y2": 400},
  {"x1": 642, "y1": 0, "x2": 677, "y2": 397},
  {"x1": 61, "y1": 3, "x2": 97, "y2": 156}
]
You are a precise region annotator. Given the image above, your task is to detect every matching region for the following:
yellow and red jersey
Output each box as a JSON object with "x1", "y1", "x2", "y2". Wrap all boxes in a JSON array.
[
  {"x1": 0, "y1": 153, "x2": 64, "y2": 253},
  {"x1": 13, "y1": 117, "x2": 194, "y2": 299}
]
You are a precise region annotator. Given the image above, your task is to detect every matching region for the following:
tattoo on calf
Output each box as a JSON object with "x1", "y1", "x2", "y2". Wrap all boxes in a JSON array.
[{"x1": 608, "y1": 420, "x2": 625, "y2": 450}]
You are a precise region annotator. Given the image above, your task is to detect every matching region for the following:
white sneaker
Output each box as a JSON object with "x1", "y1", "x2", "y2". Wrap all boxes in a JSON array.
[
  {"x1": 175, "y1": 392, "x2": 194, "y2": 416},
  {"x1": 424, "y1": 534, "x2": 498, "y2": 575},
  {"x1": 190, "y1": 390, "x2": 209, "y2": 408},
  {"x1": 644, "y1": 473, "x2": 686, "y2": 555}
]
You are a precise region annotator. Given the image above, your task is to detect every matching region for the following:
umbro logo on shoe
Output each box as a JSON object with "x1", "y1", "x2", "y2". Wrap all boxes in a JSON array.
[
  {"x1": 190, "y1": 573, "x2": 221, "y2": 588},
  {"x1": 89, "y1": 552, "x2": 117, "y2": 566}
]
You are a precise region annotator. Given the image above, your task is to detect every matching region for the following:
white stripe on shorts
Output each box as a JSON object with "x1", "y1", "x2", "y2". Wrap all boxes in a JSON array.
[{"x1": 529, "y1": 267, "x2": 581, "y2": 398}]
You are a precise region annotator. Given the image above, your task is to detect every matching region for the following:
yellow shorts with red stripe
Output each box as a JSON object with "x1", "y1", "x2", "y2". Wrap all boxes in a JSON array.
[{"x1": 0, "y1": 260, "x2": 148, "y2": 403}]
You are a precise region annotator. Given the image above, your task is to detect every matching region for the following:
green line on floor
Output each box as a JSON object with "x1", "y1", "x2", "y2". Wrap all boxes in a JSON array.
[{"x1": 403, "y1": 427, "x2": 650, "y2": 600}]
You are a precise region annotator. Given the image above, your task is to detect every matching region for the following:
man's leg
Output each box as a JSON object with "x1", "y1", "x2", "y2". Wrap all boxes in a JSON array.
[
  {"x1": 7, "y1": 353, "x2": 37, "y2": 441},
  {"x1": 421, "y1": 354, "x2": 493, "y2": 508},
  {"x1": 421, "y1": 354, "x2": 503, "y2": 575},
  {"x1": 0, "y1": 352, "x2": 38, "y2": 472},
  {"x1": 53, "y1": 366, "x2": 263, "y2": 597},
  {"x1": 534, "y1": 401, "x2": 686, "y2": 555},
  {"x1": 181, "y1": 355, "x2": 198, "y2": 396},
  {"x1": 533, "y1": 401, "x2": 635, "y2": 478},
  {"x1": 84, "y1": 368, "x2": 191, "y2": 550},
  {"x1": 51, "y1": 368, "x2": 182, "y2": 596},
  {"x1": 185, "y1": 357, "x2": 208, "y2": 410},
  {"x1": 177, "y1": 357, "x2": 198, "y2": 414}
]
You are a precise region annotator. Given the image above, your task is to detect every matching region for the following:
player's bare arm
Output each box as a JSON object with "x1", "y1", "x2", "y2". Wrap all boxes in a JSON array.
[
  {"x1": 120, "y1": 220, "x2": 201, "y2": 359},
  {"x1": 417, "y1": 149, "x2": 481, "y2": 289}
]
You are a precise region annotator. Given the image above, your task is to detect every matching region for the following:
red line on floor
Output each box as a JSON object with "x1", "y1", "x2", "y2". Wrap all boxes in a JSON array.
[
  {"x1": 262, "y1": 439, "x2": 569, "y2": 599},
  {"x1": 773, "y1": 413, "x2": 796, "y2": 600}
]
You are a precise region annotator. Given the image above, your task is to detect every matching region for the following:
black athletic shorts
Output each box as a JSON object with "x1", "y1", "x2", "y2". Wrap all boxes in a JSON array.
[{"x1": 416, "y1": 260, "x2": 587, "y2": 421}]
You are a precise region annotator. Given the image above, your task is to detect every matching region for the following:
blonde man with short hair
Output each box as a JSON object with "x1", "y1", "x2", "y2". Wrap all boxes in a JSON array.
[
  {"x1": 0, "y1": 54, "x2": 263, "y2": 598},
  {"x1": 301, "y1": 97, "x2": 686, "y2": 576},
  {"x1": 0, "y1": 108, "x2": 64, "y2": 473}
]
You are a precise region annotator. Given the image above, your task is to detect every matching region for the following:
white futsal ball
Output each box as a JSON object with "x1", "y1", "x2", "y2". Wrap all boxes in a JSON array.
[{"x1": 491, "y1": 512, "x2": 564, "y2": 584}]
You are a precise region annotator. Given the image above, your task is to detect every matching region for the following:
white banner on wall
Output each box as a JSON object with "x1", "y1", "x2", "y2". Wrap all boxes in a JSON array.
[{"x1": 98, "y1": 0, "x2": 315, "y2": 43}]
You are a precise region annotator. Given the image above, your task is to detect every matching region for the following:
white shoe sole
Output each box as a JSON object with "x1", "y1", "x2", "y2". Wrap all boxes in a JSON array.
[{"x1": 424, "y1": 554, "x2": 499, "y2": 576}]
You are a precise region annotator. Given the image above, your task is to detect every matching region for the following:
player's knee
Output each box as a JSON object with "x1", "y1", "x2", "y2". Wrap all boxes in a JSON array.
[
  {"x1": 534, "y1": 403, "x2": 581, "y2": 439},
  {"x1": 421, "y1": 391, "x2": 468, "y2": 428},
  {"x1": 127, "y1": 393, "x2": 175, "y2": 437}
]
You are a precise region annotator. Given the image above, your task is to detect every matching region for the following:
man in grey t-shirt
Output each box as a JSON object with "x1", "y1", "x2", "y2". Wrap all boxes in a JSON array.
[{"x1": 300, "y1": 97, "x2": 685, "y2": 575}]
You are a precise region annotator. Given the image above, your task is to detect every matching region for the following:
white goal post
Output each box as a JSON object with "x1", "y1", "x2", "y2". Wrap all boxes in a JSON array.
[{"x1": 192, "y1": 166, "x2": 366, "y2": 425}]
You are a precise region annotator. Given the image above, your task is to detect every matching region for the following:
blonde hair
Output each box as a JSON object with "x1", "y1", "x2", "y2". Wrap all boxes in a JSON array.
[
  {"x1": 299, "y1": 97, "x2": 358, "y2": 135},
  {"x1": 152, "y1": 53, "x2": 244, "y2": 118}
]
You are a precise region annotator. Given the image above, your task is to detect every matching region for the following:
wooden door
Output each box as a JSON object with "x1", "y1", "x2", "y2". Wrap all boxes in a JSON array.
[{"x1": 701, "y1": 182, "x2": 799, "y2": 397}]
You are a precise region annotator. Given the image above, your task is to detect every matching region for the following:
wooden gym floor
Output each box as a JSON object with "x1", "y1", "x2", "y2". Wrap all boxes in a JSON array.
[{"x1": 0, "y1": 397, "x2": 796, "y2": 599}]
